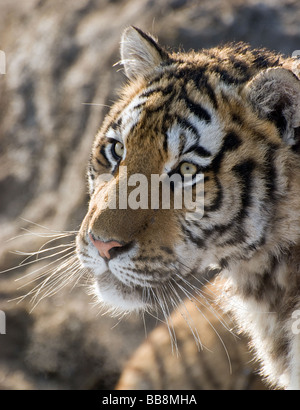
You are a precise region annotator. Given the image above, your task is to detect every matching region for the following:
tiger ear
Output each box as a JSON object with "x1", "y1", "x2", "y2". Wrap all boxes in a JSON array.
[
  {"x1": 244, "y1": 67, "x2": 300, "y2": 145},
  {"x1": 120, "y1": 26, "x2": 169, "y2": 80}
]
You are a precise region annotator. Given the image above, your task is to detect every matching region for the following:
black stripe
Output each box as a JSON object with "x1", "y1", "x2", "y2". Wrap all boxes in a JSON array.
[
  {"x1": 96, "y1": 157, "x2": 107, "y2": 167},
  {"x1": 89, "y1": 162, "x2": 97, "y2": 174},
  {"x1": 212, "y1": 64, "x2": 251, "y2": 85},
  {"x1": 245, "y1": 235, "x2": 266, "y2": 252},
  {"x1": 292, "y1": 127, "x2": 300, "y2": 154},
  {"x1": 111, "y1": 118, "x2": 122, "y2": 130},
  {"x1": 173, "y1": 66, "x2": 218, "y2": 109},
  {"x1": 216, "y1": 226, "x2": 247, "y2": 248},
  {"x1": 141, "y1": 83, "x2": 174, "y2": 98},
  {"x1": 160, "y1": 246, "x2": 173, "y2": 255},
  {"x1": 89, "y1": 173, "x2": 95, "y2": 181},
  {"x1": 147, "y1": 73, "x2": 164, "y2": 88},
  {"x1": 210, "y1": 131, "x2": 242, "y2": 173},
  {"x1": 229, "y1": 54, "x2": 250, "y2": 73},
  {"x1": 219, "y1": 257, "x2": 229, "y2": 269},
  {"x1": 204, "y1": 176, "x2": 223, "y2": 213},
  {"x1": 252, "y1": 50, "x2": 280, "y2": 70},
  {"x1": 94, "y1": 145, "x2": 111, "y2": 168},
  {"x1": 178, "y1": 133, "x2": 186, "y2": 157},
  {"x1": 264, "y1": 145, "x2": 278, "y2": 201},
  {"x1": 268, "y1": 104, "x2": 288, "y2": 138},
  {"x1": 202, "y1": 221, "x2": 233, "y2": 240},
  {"x1": 200, "y1": 77, "x2": 218, "y2": 110},
  {"x1": 218, "y1": 235, "x2": 267, "y2": 271},
  {"x1": 163, "y1": 133, "x2": 168, "y2": 152},
  {"x1": 175, "y1": 116, "x2": 200, "y2": 139},
  {"x1": 132, "y1": 101, "x2": 146, "y2": 111},
  {"x1": 184, "y1": 96, "x2": 211, "y2": 123},
  {"x1": 203, "y1": 160, "x2": 256, "y2": 247},
  {"x1": 232, "y1": 159, "x2": 256, "y2": 221},
  {"x1": 180, "y1": 223, "x2": 205, "y2": 248},
  {"x1": 100, "y1": 145, "x2": 109, "y2": 163},
  {"x1": 141, "y1": 85, "x2": 175, "y2": 116},
  {"x1": 183, "y1": 143, "x2": 211, "y2": 158},
  {"x1": 231, "y1": 113, "x2": 243, "y2": 125},
  {"x1": 132, "y1": 26, "x2": 169, "y2": 61}
]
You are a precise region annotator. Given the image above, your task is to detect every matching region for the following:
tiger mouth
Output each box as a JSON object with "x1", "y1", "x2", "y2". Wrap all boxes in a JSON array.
[
  {"x1": 86, "y1": 252, "x2": 185, "y2": 312},
  {"x1": 77, "y1": 232, "x2": 200, "y2": 312}
]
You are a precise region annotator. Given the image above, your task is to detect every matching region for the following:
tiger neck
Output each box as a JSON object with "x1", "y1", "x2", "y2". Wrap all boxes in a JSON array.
[{"x1": 223, "y1": 158, "x2": 300, "y2": 300}]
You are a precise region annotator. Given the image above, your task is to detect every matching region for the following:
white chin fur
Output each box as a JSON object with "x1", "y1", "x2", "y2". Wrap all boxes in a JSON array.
[{"x1": 94, "y1": 279, "x2": 147, "y2": 313}]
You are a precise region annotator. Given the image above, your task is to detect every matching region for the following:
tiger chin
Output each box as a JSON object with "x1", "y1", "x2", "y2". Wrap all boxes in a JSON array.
[{"x1": 76, "y1": 27, "x2": 300, "y2": 389}]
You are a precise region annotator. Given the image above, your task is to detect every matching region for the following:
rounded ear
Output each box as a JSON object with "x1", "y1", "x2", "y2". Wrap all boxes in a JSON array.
[
  {"x1": 120, "y1": 26, "x2": 169, "y2": 80},
  {"x1": 243, "y1": 67, "x2": 300, "y2": 145}
]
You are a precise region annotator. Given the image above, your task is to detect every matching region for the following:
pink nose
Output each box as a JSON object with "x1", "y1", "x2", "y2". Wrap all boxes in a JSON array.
[{"x1": 89, "y1": 233, "x2": 123, "y2": 259}]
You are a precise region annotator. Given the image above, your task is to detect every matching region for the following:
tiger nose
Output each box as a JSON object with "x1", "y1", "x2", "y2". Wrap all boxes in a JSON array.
[{"x1": 89, "y1": 233, "x2": 123, "y2": 260}]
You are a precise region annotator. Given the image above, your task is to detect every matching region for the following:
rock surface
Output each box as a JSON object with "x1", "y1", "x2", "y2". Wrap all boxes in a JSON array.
[{"x1": 0, "y1": 0, "x2": 299, "y2": 390}]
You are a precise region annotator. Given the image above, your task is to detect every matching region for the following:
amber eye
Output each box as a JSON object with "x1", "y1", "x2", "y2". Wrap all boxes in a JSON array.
[
  {"x1": 179, "y1": 162, "x2": 198, "y2": 176},
  {"x1": 111, "y1": 141, "x2": 124, "y2": 160}
]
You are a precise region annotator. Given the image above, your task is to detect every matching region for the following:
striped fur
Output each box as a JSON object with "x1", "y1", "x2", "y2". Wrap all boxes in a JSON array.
[{"x1": 76, "y1": 27, "x2": 300, "y2": 388}]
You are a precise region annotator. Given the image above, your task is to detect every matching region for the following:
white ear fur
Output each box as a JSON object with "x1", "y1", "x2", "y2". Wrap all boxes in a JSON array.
[
  {"x1": 244, "y1": 67, "x2": 300, "y2": 144},
  {"x1": 120, "y1": 27, "x2": 167, "y2": 80}
]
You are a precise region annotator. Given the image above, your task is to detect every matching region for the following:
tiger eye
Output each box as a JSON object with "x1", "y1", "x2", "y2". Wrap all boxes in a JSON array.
[
  {"x1": 179, "y1": 162, "x2": 197, "y2": 176},
  {"x1": 112, "y1": 141, "x2": 124, "y2": 159}
]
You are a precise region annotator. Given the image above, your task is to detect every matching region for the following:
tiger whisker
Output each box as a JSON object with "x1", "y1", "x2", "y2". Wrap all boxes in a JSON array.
[
  {"x1": 168, "y1": 279, "x2": 203, "y2": 351},
  {"x1": 6, "y1": 230, "x2": 76, "y2": 243},
  {"x1": 13, "y1": 245, "x2": 75, "y2": 273},
  {"x1": 28, "y1": 256, "x2": 81, "y2": 310},
  {"x1": 11, "y1": 257, "x2": 79, "y2": 310},
  {"x1": 173, "y1": 270, "x2": 234, "y2": 336},
  {"x1": 14, "y1": 247, "x2": 76, "y2": 282},
  {"x1": 13, "y1": 243, "x2": 75, "y2": 258},
  {"x1": 81, "y1": 102, "x2": 112, "y2": 108},
  {"x1": 150, "y1": 286, "x2": 178, "y2": 354},
  {"x1": 18, "y1": 217, "x2": 78, "y2": 234},
  {"x1": 144, "y1": 302, "x2": 166, "y2": 326},
  {"x1": 15, "y1": 257, "x2": 75, "y2": 292},
  {"x1": 173, "y1": 262, "x2": 242, "y2": 328},
  {"x1": 36, "y1": 260, "x2": 80, "y2": 301},
  {"x1": 160, "y1": 284, "x2": 179, "y2": 355},
  {"x1": 176, "y1": 260, "x2": 218, "y2": 302},
  {"x1": 175, "y1": 280, "x2": 233, "y2": 374},
  {"x1": 19, "y1": 231, "x2": 76, "y2": 264},
  {"x1": 2, "y1": 244, "x2": 75, "y2": 276},
  {"x1": 14, "y1": 251, "x2": 77, "y2": 297},
  {"x1": 70, "y1": 265, "x2": 89, "y2": 292}
]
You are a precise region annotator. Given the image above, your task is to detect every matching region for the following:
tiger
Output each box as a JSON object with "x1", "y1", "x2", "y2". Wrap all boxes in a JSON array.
[{"x1": 76, "y1": 26, "x2": 300, "y2": 389}]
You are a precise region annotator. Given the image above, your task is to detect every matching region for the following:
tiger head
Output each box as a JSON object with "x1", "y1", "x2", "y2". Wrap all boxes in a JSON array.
[{"x1": 76, "y1": 27, "x2": 300, "y2": 313}]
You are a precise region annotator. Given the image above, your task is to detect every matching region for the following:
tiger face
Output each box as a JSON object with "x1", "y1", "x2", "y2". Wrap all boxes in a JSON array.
[{"x1": 76, "y1": 27, "x2": 300, "y2": 313}]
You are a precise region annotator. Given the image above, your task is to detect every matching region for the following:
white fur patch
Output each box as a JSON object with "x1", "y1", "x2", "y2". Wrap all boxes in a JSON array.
[{"x1": 187, "y1": 113, "x2": 224, "y2": 155}]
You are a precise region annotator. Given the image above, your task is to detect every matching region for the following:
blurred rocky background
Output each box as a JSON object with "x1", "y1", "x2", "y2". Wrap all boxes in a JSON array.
[{"x1": 0, "y1": 0, "x2": 299, "y2": 390}]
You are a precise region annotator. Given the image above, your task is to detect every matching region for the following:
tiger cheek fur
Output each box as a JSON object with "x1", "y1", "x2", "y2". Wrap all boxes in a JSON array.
[{"x1": 76, "y1": 27, "x2": 300, "y2": 389}]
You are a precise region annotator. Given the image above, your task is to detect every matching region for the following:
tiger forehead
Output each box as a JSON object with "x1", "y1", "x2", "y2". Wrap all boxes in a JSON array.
[
  {"x1": 97, "y1": 40, "x2": 286, "y2": 148},
  {"x1": 104, "y1": 75, "x2": 219, "y2": 146},
  {"x1": 95, "y1": 43, "x2": 287, "y2": 158}
]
